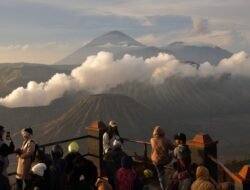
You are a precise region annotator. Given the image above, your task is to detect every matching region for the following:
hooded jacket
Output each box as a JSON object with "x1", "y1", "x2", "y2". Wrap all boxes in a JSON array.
[
  {"x1": 150, "y1": 126, "x2": 174, "y2": 165},
  {"x1": 191, "y1": 166, "x2": 219, "y2": 190}
]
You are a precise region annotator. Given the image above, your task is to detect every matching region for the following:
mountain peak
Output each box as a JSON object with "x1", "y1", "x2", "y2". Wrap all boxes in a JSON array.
[{"x1": 86, "y1": 30, "x2": 145, "y2": 47}]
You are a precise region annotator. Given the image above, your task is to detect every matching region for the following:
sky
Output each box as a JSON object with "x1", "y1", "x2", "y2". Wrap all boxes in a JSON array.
[{"x1": 0, "y1": 0, "x2": 249, "y2": 64}]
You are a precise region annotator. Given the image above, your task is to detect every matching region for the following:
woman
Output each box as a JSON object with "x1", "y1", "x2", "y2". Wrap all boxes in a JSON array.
[
  {"x1": 103, "y1": 120, "x2": 122, "y2": 155},
  {"x1": 16, "y1": 128, "x2": 36, "y2": 190},
  {"x1": 150, "y1": 126, "x2": 174, "y2": 190}
]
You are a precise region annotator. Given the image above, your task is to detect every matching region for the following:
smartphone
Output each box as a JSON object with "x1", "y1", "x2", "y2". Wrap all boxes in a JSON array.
[{"x1": 6, "y1": 131, "x2": 11, "y2": 141}]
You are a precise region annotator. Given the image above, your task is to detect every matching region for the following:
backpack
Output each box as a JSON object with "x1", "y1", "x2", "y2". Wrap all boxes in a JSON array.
[{"x1": 29, "y1": 140, "x2": 40, "y2": 162}]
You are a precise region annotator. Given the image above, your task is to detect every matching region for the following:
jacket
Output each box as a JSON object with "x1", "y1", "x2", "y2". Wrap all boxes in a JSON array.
[
  {"x1": 191, "y1": 166, "x2": 219, "y2": 190},
  {"x1": 0, "y1": 139, "x2": 14, "y2": 177},
  {"x1": 16, "y1": 139, "x2": 35, "y2": 180},
  {"x1": 150, "y1": 126, "x2": 174, "y2": 165}
]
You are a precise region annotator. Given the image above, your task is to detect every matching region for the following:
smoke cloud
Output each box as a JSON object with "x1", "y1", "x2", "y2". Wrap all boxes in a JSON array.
[{"x1": 0, "y1": 51, "x2": 249, "y2": 108}]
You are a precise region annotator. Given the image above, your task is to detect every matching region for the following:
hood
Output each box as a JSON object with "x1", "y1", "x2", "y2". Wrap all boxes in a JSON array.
[
  {"x1": 196, "y1": 166, "x2": 210, "y2": 180},
  {"x1": 153, "y1": 126, "x2": 165, "y2": 137}
]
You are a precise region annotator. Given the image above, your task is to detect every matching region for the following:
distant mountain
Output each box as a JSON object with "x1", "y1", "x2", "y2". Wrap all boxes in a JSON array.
[
  {"x1": 165, "y1": 42, "x2": 232, "y2": 65},
  {"x1": 55, "y1": 31, "x2": 167, "y2": 65},
  {"x1": 35, "y1": 94, "x2": 163, "y2": 143},
  {"x1": 0, "y1": 63, "x2": 72, "y2": 96}
]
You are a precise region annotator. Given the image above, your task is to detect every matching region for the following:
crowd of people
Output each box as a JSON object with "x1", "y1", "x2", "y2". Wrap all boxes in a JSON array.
[{"x1": 0, "y1": 122, "x2": 235, "y2": 190}]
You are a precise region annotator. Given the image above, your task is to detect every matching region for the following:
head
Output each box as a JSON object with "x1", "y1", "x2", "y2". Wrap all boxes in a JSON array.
[
  {"x1": 107, "y1": 120, "x2": 119, "y2": 137},
  {"x1": 174, "y1": 132, "x2": 186, "y2": 145},
  {"x1": 196, "y1": 165, "x2": 210, "y2": 180},
  {"x1": 68, "y1": 141, "x2": 79, "y2": 153},
  {"x1": 21, "y1": 128, "x2": 33, "y2": 140},
  {"x1": 0, "y1": 125, "x2": 5, "y2": 138},
  {"x1": 31, "y1": 163, "x2": 47, "y2": 177},
  {"x1": 152, "y1": 126, "x2": 165, "y2": 137},
  {"x1": 51, "y1": 144, "x2": 64, "y2": 159},
  {"x1": 121, "y1": 155, "x2": 133, "y2": 169}
]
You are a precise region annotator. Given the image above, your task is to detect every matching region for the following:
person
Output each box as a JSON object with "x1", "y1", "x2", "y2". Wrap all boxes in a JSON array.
[
  {"x1": 0, "y1": 160, "x2": 10, "y2": 190},
  {"x1": 105, "y1": 140, "x2": 127, "y2": 189},
  {"x1": 95, "y1": 177, "x2": 113, "y2": 190},
  {"x1": 103, "y1": 120, "x2": 122, "y2": 155},
  {"x1": 174, "y1": 132, "x2": 191, "y2": 172},
  {"x1": 31, "y1": 163, "x2": 47, "y2": 190},
  {"x1": 116, "y1": 155, "x2": 137, "y2": 190},
  {"x1": 68, "y1": 155, "x2": 97, "y2": 190},
  {"x1": 49, "y1": 144, "x2": 66, "y2": 190},
  {"x1": 16, "y1": 128, "x2": 36, "y2": 190},
  {"x1": 150, "y1": 126, "x2": 174, "y2": 190},
  {"x1": 191, "y1": 165, "x2": 219, "y2": 190},
  {"x1": 0, "y1": 125, "x2": 15, "y2": 178}
]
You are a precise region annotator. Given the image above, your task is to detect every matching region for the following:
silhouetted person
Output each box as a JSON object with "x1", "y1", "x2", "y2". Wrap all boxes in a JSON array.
[{"x1": 0, "y1": 125, "x2": 15, "y2": 178}]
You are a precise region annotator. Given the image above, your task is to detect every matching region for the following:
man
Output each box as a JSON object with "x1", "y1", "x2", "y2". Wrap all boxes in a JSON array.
[{"x1": 0, "y1": 125, "x2": 15, "y2": 178}]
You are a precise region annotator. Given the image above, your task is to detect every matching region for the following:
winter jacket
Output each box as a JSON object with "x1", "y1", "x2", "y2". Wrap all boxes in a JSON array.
[
  {"x1": 0, "y1": 139, "x2": 14, "y2": 177},
  {"x1": 174, "y1": 144, "x2": 191, "y2": 171},
  {"x1": 150, "y1": 126, "x2": 174, "y2": 165},
  {"x1": 116, "y1": 168, "x2": 136, "y2": 190},
  {"x1": 95, "y1": 177, "x2": 113, "y2": 190},
  {"x1": 191, "y1": 166, "x2": 219, "y2": 190},
  {"x1": 16, "y1": 139, "x2": 36, "y2": 180},
  {"x1": 103, "y1": 132, "x2": 120, "y2": 154}
]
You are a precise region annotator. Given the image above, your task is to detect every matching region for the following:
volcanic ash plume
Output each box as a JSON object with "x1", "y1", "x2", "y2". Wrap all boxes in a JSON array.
[{"x1": 0, "y1": 51, "x2": 249, "y2": 108}]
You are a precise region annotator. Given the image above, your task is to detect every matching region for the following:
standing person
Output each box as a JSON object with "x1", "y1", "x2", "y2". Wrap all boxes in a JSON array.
[
  {"x1": 116, "y1": 156, "x2": 137, "y2": 190},
  {"x1": 16, "y1": 128, "x2": 36, "y2": 190},
  {"x1": 31, "y1": 163, "x2": 47, "y2": 190},
  {"x1": 0, "y1": 125, "x2": 15, "y2": 178},
  {"x1": 174, "y1": 133, "x2": 191, "y2": 172},
  {"x1": 103, "y1": 120, "x2": 122, "y2": 155},
  {"x1": 49, "y1": 144, "x2": 66, "y2": 190},
  {"x1": 150, "y1": 126, "x2": 174, "y2": 190}
]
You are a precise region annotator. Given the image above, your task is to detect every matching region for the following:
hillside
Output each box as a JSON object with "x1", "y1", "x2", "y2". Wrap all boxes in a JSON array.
[{"x1": 35, "y1": 94, "x2": 165, "y2": 143}]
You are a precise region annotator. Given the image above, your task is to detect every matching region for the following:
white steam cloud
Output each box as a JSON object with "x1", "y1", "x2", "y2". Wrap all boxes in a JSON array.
[
  {"x1": 0, "y1": 51, "x2": 249, "y2": 108},
  {"x1": 192, "y1": 17, "x2": 210, "y2": 34}
]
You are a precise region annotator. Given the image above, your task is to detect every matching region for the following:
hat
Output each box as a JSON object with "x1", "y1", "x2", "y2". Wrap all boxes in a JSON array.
[
  {"x1": 23, "y1": 128, "x2": 33, "y2": 135},
  {"x1": 32, "y1": 163, "x2": 47, "y2": 176},
  {"x1": 68, "y1": 141, "x2": 79, "y2": 153},
  {"x1": 109, "y1": 120, "x2": 117, "y2": 128},
  {"x1": 174, "y1": 132, "x2": 186, "y2": 142}
]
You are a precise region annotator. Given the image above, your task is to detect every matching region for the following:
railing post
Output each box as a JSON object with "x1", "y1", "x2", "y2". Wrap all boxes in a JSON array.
[
  {"x1": 235, "y1": 165, "x2": 250, "y2": 190},
  {"x1": 187, "y1": 133, "x2": 218, "y2": 181},
  {"x1": 144, "y1": 143, "x2": 148, "y2": 168},
  {"x1": 85, "y1": 121, "x2": 106, "y2": 176}
]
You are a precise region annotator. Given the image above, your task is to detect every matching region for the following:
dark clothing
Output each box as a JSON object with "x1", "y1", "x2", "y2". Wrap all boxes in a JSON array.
[
  {"x1": 0, "y1": 139, "x2": 15, "y2": 177},
  {"x1": 105, "y1": 148, "x2": 127, "y2": 189},
  {"x1": 16, "y1": 178, "x2": 32, "y2": 190},
  {"x1": 0, "y1": 175, "x2": 10, "y2": 190},
  {"x1": 0, "y1": 139, "x2": 15, "y2": 157},
  {"x1": 31, "y1": 175, "x2": 46, "y2": 190},
  {"x1": 49, "y1": 158, "x2": 66, "y2": 190}
]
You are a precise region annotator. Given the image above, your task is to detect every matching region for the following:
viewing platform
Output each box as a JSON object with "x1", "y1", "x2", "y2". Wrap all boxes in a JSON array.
[{"x1": 8, "y1": 120, "x2": 250, "y2": 190}]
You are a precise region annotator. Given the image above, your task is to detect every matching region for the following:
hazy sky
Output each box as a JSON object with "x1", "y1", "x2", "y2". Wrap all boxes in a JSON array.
[{"x1": 0, "y1": 0, "x2": 249, "y2": 64}]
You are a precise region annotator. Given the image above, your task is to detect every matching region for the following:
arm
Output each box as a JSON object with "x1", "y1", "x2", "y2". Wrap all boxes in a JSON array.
[
  {"x1": 103, "y1": 133, "x2": 110, "y2": 153},
  {"x1": 0, "y1": 141, "x2": 15, "y2": 156}
]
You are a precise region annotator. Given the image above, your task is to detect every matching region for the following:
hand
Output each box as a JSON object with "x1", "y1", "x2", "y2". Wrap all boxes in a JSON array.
[{"x1": 15, "y1": 148, "x2": 22, "y2": 155}]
